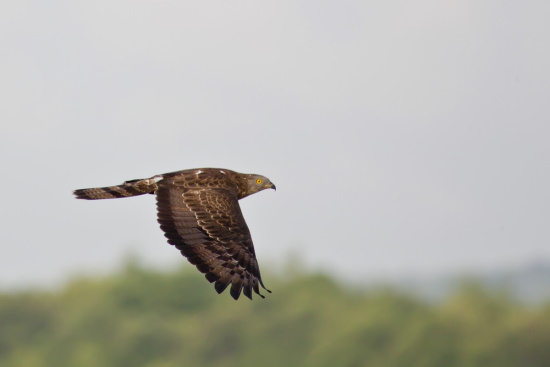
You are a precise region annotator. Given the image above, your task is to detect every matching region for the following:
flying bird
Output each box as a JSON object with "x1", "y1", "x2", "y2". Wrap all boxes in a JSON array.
[{"x1": 73, "y1": 168, "x2": 276, "y2": 300}]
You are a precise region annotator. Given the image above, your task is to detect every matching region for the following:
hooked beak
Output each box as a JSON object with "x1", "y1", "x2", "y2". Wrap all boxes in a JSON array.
[{"x1": 269, "y1": 182, "x2": 276, "y2": 191}]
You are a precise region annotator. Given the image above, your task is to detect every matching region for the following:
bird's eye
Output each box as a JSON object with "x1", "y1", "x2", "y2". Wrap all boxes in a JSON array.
[{"x1": 256, "y1": 178, "x2": 263, "y2": 185}]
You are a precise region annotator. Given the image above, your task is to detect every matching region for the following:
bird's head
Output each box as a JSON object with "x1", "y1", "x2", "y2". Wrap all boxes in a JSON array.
[{"x1": 242, "y1": 174, "x2": 276, "y2": 198}]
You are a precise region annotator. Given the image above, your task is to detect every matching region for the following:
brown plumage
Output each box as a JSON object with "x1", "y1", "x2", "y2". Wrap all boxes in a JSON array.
[{"x1": 74, "y1": 168, "x2": 276, "y2": 300}]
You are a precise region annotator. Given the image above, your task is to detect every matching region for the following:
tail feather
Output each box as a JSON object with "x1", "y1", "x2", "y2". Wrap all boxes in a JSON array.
[{"x1": 73, "y1": 178, "x2": 158, "y2": 200}]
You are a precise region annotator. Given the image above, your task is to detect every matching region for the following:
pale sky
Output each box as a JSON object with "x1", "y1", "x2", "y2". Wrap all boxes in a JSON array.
[{"x1": 1, "y1": 1, "x2": 549, "y2": 288}]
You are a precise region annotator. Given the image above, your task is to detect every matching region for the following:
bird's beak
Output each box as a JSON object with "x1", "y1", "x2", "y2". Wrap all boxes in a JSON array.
[{"x1": 269, "y1": 182, "x2": 276, "y2": 191}]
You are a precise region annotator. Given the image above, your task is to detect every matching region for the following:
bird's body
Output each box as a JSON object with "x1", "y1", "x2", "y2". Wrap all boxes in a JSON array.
[{"x1": 74, "y1": 168, "x2": 276, "y2": 300}]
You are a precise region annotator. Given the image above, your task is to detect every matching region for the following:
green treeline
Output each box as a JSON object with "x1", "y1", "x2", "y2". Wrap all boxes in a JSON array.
[{"x1": 1, "y1": 263, "x2": 550, "y2": 367}]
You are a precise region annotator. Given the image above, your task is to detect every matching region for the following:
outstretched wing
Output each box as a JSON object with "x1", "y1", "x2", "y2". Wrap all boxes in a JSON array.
[{"x1": 156, "y1": 177, "x2": 269, "y2": 300}]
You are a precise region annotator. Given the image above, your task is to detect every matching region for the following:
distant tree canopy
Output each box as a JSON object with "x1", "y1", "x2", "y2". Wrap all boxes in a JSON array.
[{"x1": 1, "y1": 263, "x2": 550, "y2": 367}]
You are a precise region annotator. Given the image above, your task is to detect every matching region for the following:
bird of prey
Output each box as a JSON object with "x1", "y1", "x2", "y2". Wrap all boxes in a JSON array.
[{"x1": 74, "y1": 168, "x2": 276, "y2": 300}]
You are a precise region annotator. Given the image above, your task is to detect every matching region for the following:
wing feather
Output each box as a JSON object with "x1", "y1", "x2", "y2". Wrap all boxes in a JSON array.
[{"x1": 156, "y1": 176, "x2": 269, "y2": 300}]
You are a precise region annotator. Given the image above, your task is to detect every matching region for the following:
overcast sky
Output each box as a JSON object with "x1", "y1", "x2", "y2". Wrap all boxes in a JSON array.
[{"x1": 1, "y1": 1, "x2": 549, "y2": 289}]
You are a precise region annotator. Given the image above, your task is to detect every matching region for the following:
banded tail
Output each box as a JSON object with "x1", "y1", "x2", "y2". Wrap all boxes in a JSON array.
[{"x1": 73, "y1": 177, "x2": 160, "y2": 200}]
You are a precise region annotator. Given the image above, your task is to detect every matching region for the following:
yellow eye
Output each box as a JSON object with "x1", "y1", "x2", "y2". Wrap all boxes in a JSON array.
[{"x1": 256, "y1": 178, "x2": 263, "y2": 185}]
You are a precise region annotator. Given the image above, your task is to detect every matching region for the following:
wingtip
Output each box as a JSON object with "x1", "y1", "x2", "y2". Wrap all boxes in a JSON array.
[
  {"x1": 230, "y1": 289, "x2": 241, "y2": 300},
  {"x1": 230, "y1": 281, "x2": 244, "y2": 300},
  {"x1": 243, "y1": 284, "x2": 253, "y2": 300},
  {"x1": 259, "y1": 279, "x2": 272, "y2": 294},
  {"x1": 214, "y1": 280, "x2": 230, "y2": 294}
]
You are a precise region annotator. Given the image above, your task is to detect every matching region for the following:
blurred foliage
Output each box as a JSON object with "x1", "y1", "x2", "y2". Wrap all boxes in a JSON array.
[{"x1": 1, "y1": 263, "x2": 550, "y2": 367}]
